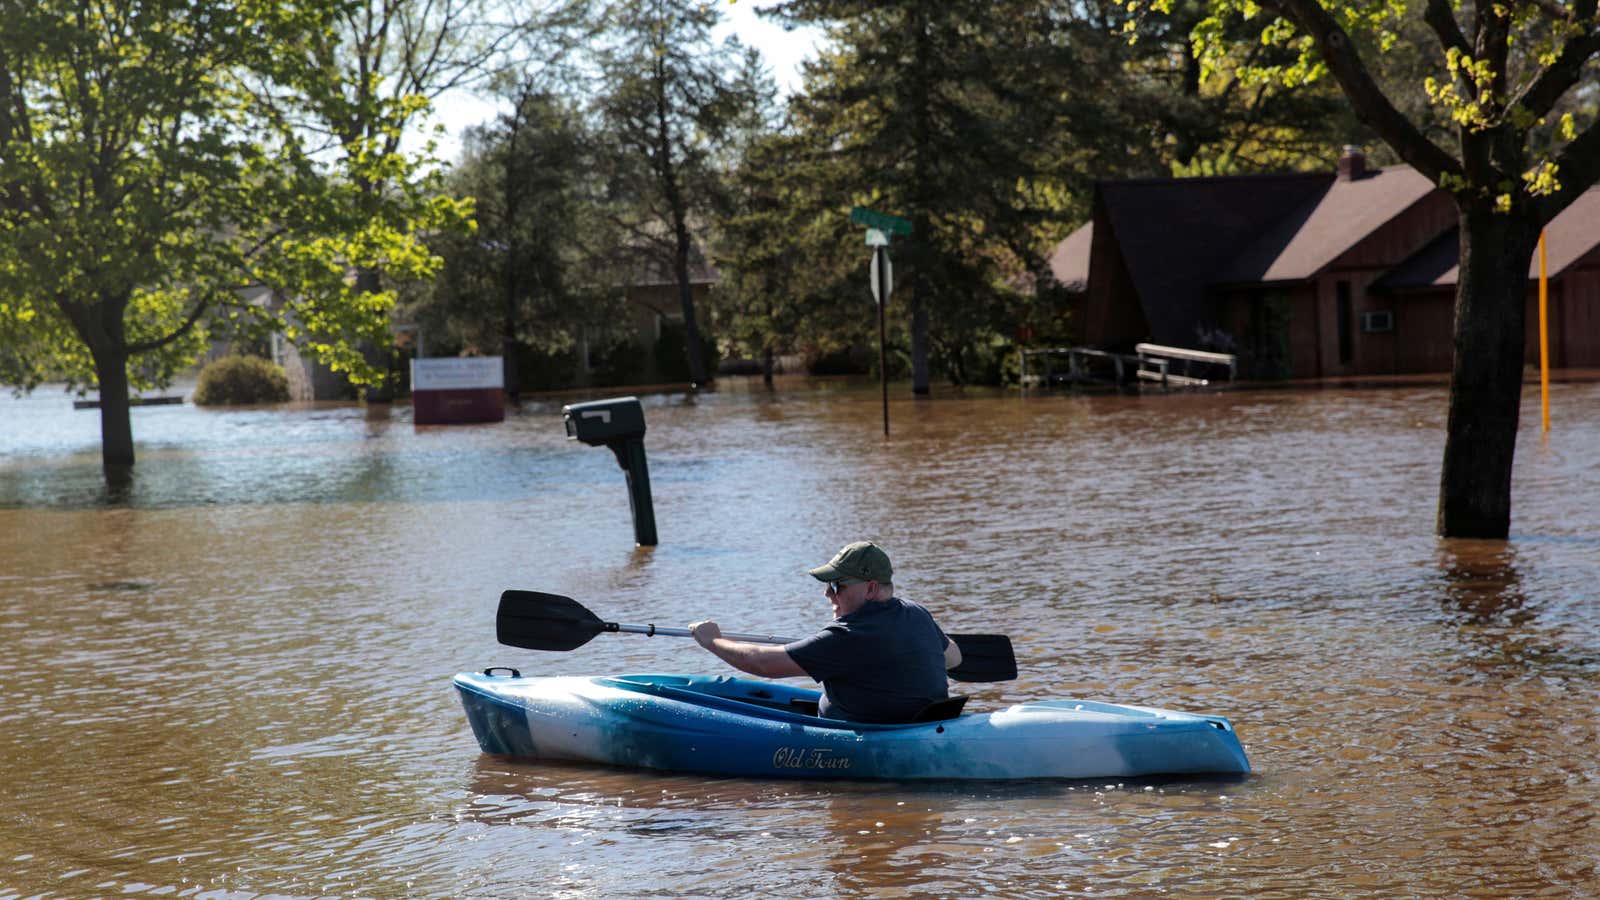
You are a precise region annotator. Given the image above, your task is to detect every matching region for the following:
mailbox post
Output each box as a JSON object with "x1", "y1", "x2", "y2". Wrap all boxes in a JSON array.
[{"x1": 562, "y1": 396, "x2": 657, "y2": 546}]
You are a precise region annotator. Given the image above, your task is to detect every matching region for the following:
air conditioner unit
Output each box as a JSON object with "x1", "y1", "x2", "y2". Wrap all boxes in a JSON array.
[{"x1": 1360, "y1": 310, "x2": 1394, "y2": 333}]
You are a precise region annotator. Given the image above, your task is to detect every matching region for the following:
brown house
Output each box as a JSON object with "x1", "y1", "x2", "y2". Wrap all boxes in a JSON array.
[
  {"x1": 607, "y1": 237, "x2": 719, "y2": 383},
  {"x1": 1050, "y1": 148, "x2": 1600, "y2": 379}
]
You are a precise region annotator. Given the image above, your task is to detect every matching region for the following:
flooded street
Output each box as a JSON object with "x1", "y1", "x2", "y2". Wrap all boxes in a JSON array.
[{"x1": 2, "y1": 378, "x2": 1597, "y2": 897}]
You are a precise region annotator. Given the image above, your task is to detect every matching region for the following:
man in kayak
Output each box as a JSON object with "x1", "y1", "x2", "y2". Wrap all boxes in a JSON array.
[{"x1": 689, "y1": 540, "x2": 962, "y2": 723}]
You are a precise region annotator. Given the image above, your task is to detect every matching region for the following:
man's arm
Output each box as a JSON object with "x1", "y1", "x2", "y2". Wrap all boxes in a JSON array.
[{"x1": 690, "y1": 621, "x2": 807, "y2": 678}]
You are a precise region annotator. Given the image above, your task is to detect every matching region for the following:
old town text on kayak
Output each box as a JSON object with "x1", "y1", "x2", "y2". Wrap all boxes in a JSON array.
[{"x1": 772, "y1": 746, "x2": 853, "y2": 770}]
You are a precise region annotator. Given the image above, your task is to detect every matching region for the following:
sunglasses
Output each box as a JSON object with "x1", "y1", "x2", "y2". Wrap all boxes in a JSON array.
[{"x1": 827, "y1": 578, "x2": 863, "y2": 594}]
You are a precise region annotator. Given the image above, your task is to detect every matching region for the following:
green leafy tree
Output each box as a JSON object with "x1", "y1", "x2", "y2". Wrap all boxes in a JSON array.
[
  {"x1": 767, "y1": 0, "x2": 1080, "y2": 392},
  {"x1": 401, "y1": 84, "x2": 628, "y2": 395},
  {"x1": 0, "y1": 0, "x2": 458, "y2": 472},
  {"x1": 718, "y1": 128, "x2": 806, "y2": 386},
  {"x1": 705, "y1": 50, "x2": 806, "y2": 386},
  {"x1": 252, "y1": 0, "x2": 515, "y2": 401},
  {"x1": 1137, "y1": 0, "x2": 1600, "y2": 538},
  {"x1": 722, "y1": 119, "x2": 891, "y2": 379},
  {"x1": 1118, "y1": 0, "x2": 1377, "y2": 174},
  {"x1": 591, "y1": 0, "x2": 764, "y2": 387}
]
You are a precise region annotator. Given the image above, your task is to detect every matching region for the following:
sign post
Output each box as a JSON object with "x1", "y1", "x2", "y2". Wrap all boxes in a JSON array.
[
  {"x1": 850, "y1": 207, "x2": 912, "y2": 436},
  {"x1": 1539, "y1": 229, "x2": 1550, "y2": 432}
]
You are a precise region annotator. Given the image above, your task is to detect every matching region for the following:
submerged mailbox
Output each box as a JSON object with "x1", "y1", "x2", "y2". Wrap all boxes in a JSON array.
[{"x1": 563, "y1": 396, "x2": 657, "y2": 546}]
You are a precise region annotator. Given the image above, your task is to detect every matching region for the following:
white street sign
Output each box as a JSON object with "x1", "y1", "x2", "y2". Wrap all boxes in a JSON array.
[{"x1": 870, "y1": 248, "x2": 893, "y2": 305}]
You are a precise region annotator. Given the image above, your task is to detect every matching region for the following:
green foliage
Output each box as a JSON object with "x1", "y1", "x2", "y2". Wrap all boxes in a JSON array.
[
  {"x1": 715, "y1": 124, "x2": 818, "y2": 374},
  {"x1": 590, "y1": 1, "x2": 769, "y2": 385},
  {"x1": 0, "y1": 0, "x2": 292, "y2": 394},
  {"x1": 252, "y1": 0, "x2": 482, "y2": 387},
  {"x1": 654, "y1": 319, "x2": 722, "y2": 383},
  {"x1": 192, "y1": 356, "x2": 291, "y2": 406},
  {"x1": 0, "y1": 0, "x2": 470, "y2": 465},
  {"x1": 1129, "y1": 0, "x2": 1600, "y2": 217},
  {"x1": 740, "y1": 1, "x2": 1068, "y2": 386},
  {"x1": 1108, "y1": 0, "x2": 1381, "y2": 177},
  {"x1": 399, "y1": 86, "x2": 626, "y2": 389}
]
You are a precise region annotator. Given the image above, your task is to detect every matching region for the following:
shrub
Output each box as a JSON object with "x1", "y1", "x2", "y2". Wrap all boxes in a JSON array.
[{"x1": 193, "y1": 355, "x2": 291, "y2": 406}]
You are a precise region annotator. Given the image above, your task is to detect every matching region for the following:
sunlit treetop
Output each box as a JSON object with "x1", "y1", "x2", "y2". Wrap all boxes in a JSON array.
[{"x1": 1124, "y1": 0, "x2": 1600, "y2": 214}]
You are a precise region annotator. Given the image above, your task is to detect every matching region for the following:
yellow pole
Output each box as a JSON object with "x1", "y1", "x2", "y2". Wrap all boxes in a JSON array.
[{"x1": 1539, "y1": 229, "x2": 1550, "y2": 432}]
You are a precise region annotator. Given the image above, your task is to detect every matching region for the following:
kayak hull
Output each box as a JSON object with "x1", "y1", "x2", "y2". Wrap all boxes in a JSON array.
[{"x1": 453, "y1": 671, "x2": 1250, "y2": 781}]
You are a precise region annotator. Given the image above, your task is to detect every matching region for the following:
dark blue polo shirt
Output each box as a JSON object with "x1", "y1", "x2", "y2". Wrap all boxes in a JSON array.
[{"x1": 784, "y1": 597, "x2": 950, "y2": 723}]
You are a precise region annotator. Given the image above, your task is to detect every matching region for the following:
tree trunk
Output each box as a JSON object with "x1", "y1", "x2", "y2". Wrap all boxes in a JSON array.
[
  {"x1": 93, "y1": 345, "x2": 135, "y2": 469},
  {"x1": 761, "y1": 345, "x2": 774, "y2": 389},
  {"x1": 501, "y1": 105, "x2": 525, "y2": 403},
  {"x1": 502, "y1": 333, "x2": 521, "y2": 404},
  {"x1": 1436, "y1": 202, "x2": 1539, "y2": 538},
  {"x1": 672, "y1": 218, "x2": 710, "y2": 387},
  {"x1": 910, "y1": 299, "x2": 930, "y2": 394},
  {"x1": 355, "y1": 267, "x2": 394, "y2": 403},
  {"x1": 909, "y1": 8, "x2": 932, "y2": 397}
]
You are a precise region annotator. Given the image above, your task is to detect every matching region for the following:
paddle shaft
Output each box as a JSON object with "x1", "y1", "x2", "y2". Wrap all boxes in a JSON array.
[
  {"x1": 612, "y1": 622, "x2": 795, "y2": 644},
  {"x1": 495, "y1": 590, "x2": 1018, "y2": 682}
]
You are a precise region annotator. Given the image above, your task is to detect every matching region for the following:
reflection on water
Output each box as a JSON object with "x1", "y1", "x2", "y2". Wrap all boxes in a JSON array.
[
  {"x1": 457, "y1": 758, "x2": 1254, "y2": 897},
  {"x1": 1436, "y1": 538, "x2": 1599, "y2": 675},
  {"x1": 1, "y1": 378, "x2": 1598, "y2": 896},
  {"x1": 1439, "y1": 539, "x2": 1530, "y2": 625}
]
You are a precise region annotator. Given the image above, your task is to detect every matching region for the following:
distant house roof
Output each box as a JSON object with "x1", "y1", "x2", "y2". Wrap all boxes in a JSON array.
[
  {"x1": 1375, "y1": 186, "x2": 1600, "y2": 289},
  {"x1": 619, "y1": 221, "x2": 720, "y2": 288},
  {"x1": 1047, "y1": 221, "x2": 1093, "y2": 293},
  {"x1": 629, "y1": 251, "x2": 718, "y2": 288},
  {"x1": 1097, "y1": 172, "x2": 1330, "y2": 345},
  {"x1": 1215, "y1": 166, "x2": 1437, "y2": 284}
]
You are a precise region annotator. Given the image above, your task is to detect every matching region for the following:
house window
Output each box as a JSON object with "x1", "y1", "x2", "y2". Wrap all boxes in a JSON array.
[
  {"x1": 1360, "y1": 310, "x2": 1394, "y2": 333},
  {"x1": 1336, "y1": 281, "x2": 1354, "y2": 365}
]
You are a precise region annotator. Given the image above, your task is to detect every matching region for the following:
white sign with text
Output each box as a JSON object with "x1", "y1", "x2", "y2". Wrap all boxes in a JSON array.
[{"x1": 411, "y1": 357, "x2": 504, "y2": 391}]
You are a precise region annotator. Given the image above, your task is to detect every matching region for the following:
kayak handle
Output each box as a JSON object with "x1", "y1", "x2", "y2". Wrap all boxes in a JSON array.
[{"x1": 483, "y1": 667, "x2": 522, "y2": 678}]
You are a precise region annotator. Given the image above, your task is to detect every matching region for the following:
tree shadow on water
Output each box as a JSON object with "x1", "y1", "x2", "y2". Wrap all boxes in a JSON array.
[
  {"x1": 1436, "y1": 539, "x2": 1531, "y2": 627},
  {"x1": 1434, "y1": 539, "x2": 1597, "y2": 675}
]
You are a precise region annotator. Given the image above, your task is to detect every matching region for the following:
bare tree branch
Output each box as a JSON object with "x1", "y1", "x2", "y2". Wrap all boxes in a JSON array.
[
  {"x1": 1271, "y1": 0, "x2": 1464, "y2": 182},
  {"x1": 126, "y1": 296, "x2": 211, "y2": 355},
  {"x1": 1540, "y1": 116, "x2": 1600, "y2": 223},
  {"x1": 1423, "y1": 0, "x2": 1471, "y2": 58},
  {"x1": 1510, "y1": 6, "x2": 1600, "y2": 118}
]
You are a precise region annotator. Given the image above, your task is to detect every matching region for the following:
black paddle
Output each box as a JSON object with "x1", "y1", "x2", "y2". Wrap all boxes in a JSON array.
[{"x1": 496, "y1": 590, "x2": 1018, "y2": 683}]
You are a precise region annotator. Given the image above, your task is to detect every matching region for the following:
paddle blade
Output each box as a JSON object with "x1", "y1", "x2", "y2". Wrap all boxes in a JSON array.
[
  {"x1": 497, "y1": 590, "x2": 609, "y2": 651},
  {"x1": 947, "y1": 633, "x2": 1017, "y2": 682}
]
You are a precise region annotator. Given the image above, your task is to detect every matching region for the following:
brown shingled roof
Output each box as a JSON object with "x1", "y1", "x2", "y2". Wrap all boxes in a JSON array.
[
  {"x1": 1215, "y1": 166, "x2": 1438, "y2": 284},
  {"x1": 1098, "y1": 173, "x2": 1330, "y2": 345},
  {"x1": 1374, "y1": 186, "x2": 1600, "y2": 289}
]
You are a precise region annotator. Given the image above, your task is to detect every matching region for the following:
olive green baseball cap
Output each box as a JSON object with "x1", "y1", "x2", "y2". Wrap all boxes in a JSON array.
[{"x1": 808, "y1": 540, "x2": 893, "y2": 583}]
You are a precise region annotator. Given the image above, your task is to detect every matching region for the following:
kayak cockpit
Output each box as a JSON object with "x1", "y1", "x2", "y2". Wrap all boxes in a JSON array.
[{"x1": 598, "y1": 674, "x2": 967, "y2": 727}]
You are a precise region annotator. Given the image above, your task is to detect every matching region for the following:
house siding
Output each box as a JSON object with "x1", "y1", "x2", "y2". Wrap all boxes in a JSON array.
[
  {"x1": 1058, "y1": 171, "x2": 1600, "y2": 379},
  {"x1": 1313, "y1": 192, "x2": 1457, "y2": 377},
  {"x1": 1392, "y1": 291, "x2": 1455, "y2": 374},
  {"x1": 1556, "y1": 269, "x2": 1600, "y2": 367},
  {"x1": 1079, "y1": 210, "x2": 1149, "y2": 347}
]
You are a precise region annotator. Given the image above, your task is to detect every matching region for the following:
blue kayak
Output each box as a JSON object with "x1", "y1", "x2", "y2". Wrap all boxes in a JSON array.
[{"x1": 453, "y1": 670, "x2": 1250, "y2": 780}]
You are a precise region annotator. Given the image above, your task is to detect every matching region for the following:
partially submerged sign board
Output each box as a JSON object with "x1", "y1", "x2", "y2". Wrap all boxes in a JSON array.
[{"x1": 411, "y1": 357, "x2": 505, "y2": 425}]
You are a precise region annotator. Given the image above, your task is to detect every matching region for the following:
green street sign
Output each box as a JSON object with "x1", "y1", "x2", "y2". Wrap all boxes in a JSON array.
[{"x1": 850, "y1": 206, "x2": 912, "y2": 236}]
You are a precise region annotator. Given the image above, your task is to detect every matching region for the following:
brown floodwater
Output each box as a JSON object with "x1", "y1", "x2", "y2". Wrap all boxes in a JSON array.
[{"x1": 1, "y1": 377, "x2": 1596, "y2": 897}]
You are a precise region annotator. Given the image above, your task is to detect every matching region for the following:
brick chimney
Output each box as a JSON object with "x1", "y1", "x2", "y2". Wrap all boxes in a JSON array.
[{"x1": 1337, "y1": 145, "x2": 1368, "y2": 181}]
